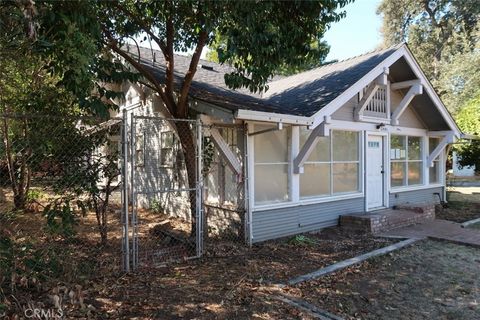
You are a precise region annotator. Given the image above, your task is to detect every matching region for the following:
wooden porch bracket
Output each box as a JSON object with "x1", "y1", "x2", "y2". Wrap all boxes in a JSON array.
[
  {"x1": 390, "y1": 83, "x2": 423, "y2": 126},
  {"x1": 427, "y1": 132, "x2": 455, "y2": 167},
  {"x1": 207, "y1": 127, "x2": 243, "y2": 176},
  {"x1": 293, "y1": 116, "x2": 331, "y2": 174},
  {"x1": 390, "y1": 79, "x2": 421, "y2": 90}
]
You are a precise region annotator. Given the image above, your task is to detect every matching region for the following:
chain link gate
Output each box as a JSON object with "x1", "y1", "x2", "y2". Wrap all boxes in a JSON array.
[
  {"x1": 122, "y1": 114, "x2": 204, "y2": 270},
  {"x1": 121, "y1": 114, "x2": 249, "y2": 271}
]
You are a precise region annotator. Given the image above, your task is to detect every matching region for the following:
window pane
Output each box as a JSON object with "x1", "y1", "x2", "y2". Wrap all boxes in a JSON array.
[
  {"x1": 408, "y1": 162, "x2": 423, "y2": 185},
  {"x1": 300, "y1": 128, "x2": 330, "y2": 162},
  {"x1": 332, "y1": 131, "x2": 359, "y2": 161},
  {"x1": 408, "y1": 136, "x2": 422, "y2": 160},
  {"x1": 429, "y1": 137, "x2": 440, "y2": 161},
  {"x1": 300, "y1": 163, "x2": 330, "y2": 198},
  {"x1": 391, "y1": 162, "x2": 406, "y2": 187},
  {"x1": 254, "y1": 164, "x2": 289, "y2": 205},
  {"x1": 254, "y1": 125, "x2": 288, "y2": 163},
  {"x1": 333, "y1": 163, "x2": 359, "y2": 193},
  {"x1": 390, "y1": 135, "x2": 406, "y2": 160},
  {"x1": 429, "y1": 161, "x2": 440, "y2": 184}
]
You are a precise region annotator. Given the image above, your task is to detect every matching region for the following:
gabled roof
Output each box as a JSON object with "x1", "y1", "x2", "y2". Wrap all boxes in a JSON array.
[
  {"x1": 128, "y1": 44, "x2": 400, "y2": 117},
  {"x1": 125, "y1": 43, "x2": 460, "y2": 135},
  {"x1": 262, "y1": 44, "x2": 401, "y2": 116}
]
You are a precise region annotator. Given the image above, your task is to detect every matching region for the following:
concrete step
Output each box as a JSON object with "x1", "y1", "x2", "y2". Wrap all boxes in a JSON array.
[{"x1": 340, "y1": 204, "x2": 436, "y2": 234}]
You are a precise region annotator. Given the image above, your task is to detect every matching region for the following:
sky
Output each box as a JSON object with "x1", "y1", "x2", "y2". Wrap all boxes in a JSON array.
[{"x1": 323, "y1": 0, "x2": 383, "y2": 61}]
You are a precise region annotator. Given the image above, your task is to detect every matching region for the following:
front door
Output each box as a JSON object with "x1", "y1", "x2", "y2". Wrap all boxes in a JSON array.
[{"x1": 366, "y1": 135, "x2": 385, "y2": 210}]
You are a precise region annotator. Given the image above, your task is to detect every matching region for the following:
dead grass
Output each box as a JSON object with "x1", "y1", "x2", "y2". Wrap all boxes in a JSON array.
[
  {"x1": 287, "y1": 240, "x2": 480, "y2": 320},
  {"x1": 436, "y1": 187, "x2": 480, "y2": 223}
]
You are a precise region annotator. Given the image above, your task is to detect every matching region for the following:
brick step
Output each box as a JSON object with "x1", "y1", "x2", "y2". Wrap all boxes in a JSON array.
[{"x1": 340, "y1": 204, "x2": 436, "y2": 234}]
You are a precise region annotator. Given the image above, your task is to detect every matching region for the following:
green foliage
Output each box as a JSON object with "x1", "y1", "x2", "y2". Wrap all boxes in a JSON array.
[
  {"x1": 107, "y1": 0, "x2": 352, "y2": 93},
  {"x1": 43, "y1": 199, "x2": 79, "y2": 239},
  {"x1": 202, "y1": 137, "x2": 215, "y2": 176},
  {"x1": 150, "y1": 199, "x2": 164, "y2": 214},
  {"x1": 288, "y1": 234, "x2": 318, "y2": 247},
  {"x1": 377, "y1": 0, "x2": 480, "y2": 111},
  {"x1": 455, "y1": 96, "x2": 480, "y2": 172},
  {"x1": 206, "y1": 34, "x2": 334, "y2": 77}
]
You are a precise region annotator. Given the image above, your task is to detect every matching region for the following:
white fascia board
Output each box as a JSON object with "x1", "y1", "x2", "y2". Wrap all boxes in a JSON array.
[
  {"x1": 235, "y1": 109, "x2": 313, "y2": 126},
  {"x1": 311, "y1": 46, "x2": 406, "y2": 127},
  {"x1": 401, "y1": 46, "x2": 462, "y2": 136},
  {"x1": 329, "y1": 119, "x2": 427, "y2": 136}
]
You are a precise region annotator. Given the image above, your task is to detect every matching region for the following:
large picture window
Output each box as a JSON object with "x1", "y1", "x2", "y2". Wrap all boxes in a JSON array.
[
  {"x1": 429, "y1": 137, "x2": 441, "y2": 184},
  {"x1": 390, "y1": 135, "x2": 423, "y2": 187},
  {"x1": 254, "y1": 125, "x2": 290, "y2": 205},
  {"x1": 300, "y1": 129, "x2": 360, "y2": 199}
]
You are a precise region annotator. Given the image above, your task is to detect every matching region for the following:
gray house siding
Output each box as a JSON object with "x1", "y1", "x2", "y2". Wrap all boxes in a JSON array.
[
  {"x1": 389, "y1": 187, "x2": 444, "y2": 207},
  {"x1": 251, "y1": 197, "x2": 365, "y2": 243}
]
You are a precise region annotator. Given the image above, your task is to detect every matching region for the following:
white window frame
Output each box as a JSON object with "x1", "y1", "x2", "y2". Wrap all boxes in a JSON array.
[
  {"x1": 251, "y1": 120, "x2": 364, "y2": 212},
  {"x1": 300, "y1": 129, "x2": 362, "y2": 200},
  {"x1": 252, "y1": 123, "x2": 291, "y2": 207},
  {"x1": 390, "y1": 134, "x2": 425, "y2": 189},
  {"x1": 428, "y1": 136, "x2": 444, "y2": 186}
]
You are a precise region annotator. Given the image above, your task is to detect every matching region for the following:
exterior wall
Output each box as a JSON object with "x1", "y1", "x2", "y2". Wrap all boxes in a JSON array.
[
  {"x1": 128, "y1": 96, "x2": 193, "y2": 221},
  {"x1": 389, "y1": 187, "x2": 444, "y2": 207},
  {"x1": 251, "y1": 197, "x2": 364, "y2": 243},
  {"x1": 331, "y1": 95, "x2": 357, "y2": 121},
  {"x1": 391, "y1": 90, "x2": 424, "y2": 128}
]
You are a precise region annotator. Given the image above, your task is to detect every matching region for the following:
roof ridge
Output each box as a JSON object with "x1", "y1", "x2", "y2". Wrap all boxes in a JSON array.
[{"x1": 325, "y1": 42, "x2": 403, "y2": 67}]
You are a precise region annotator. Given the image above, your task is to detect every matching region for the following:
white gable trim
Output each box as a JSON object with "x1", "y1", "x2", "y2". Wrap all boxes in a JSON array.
[
  {"x1": 234, "y1": 44, "x2": 461, "y2": 139},
  {"x1": 312, "y1": 45, "x2": 460, "y2": 135},
  {"x1": 400, "y1": 46, "x2": 461, "y2": 136},
  {"x1": 310, "y1": 46, "x2": 406, "y2": 127}
]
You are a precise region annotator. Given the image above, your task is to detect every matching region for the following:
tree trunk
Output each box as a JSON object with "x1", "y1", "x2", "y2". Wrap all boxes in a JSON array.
[
  {"x1": 2, "y1": 116, "x2": 31, "y2": 210},
  {"x1": 175, "y1": 121, "x2": 198, "y2": 239}
]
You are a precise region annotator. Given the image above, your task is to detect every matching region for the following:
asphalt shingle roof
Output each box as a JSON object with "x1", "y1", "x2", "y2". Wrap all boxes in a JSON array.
[{"x1": 127, "y1": 43, "x2": 401, "y2": 117}]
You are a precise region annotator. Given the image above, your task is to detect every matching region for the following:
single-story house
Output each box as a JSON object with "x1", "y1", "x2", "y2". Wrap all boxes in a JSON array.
[{"x1": 114, "y1": 42, "x2": 469, "y2": 244}]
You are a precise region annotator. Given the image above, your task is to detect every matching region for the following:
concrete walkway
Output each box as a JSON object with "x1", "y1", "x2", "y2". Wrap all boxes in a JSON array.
[{"x1": 381, "y1": 219, "x2": 480, "y2": 247}]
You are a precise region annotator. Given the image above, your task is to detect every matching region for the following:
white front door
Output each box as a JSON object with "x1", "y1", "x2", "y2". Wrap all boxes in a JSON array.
[{"x1": 366, "y1": 135, "x2": 385, "y2": 210}]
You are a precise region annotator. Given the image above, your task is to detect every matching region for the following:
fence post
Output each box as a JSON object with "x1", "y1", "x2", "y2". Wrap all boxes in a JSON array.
[
  {"x1": 130, "y1": 113, "x2": 138, "y2": 269},
  {"x1": 196, "y1": 118, "x2": 204, "y2": 257},
  {"x1": 243, "y1": 124, "x2": 252, "y2": 247},
  {"x1": 121, "y1": 110, "x2": 130, "y2": 272}
]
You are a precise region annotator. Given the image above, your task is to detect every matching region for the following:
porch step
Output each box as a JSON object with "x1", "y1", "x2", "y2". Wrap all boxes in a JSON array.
[{"x1": 339, "y1": 204, "x2": 436, "y2": 234}]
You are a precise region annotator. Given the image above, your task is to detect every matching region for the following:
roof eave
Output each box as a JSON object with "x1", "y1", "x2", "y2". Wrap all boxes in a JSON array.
[{"x1": 235, "y1": 109, "x2": 313, "y2": 125}]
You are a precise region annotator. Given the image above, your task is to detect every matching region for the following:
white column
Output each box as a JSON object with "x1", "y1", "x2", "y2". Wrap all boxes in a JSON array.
[{"x1": 290, "y1": 126, "x2": 300, "y2": 203}]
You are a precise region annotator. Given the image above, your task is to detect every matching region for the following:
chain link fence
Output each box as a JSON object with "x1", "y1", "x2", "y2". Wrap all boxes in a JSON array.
[
  {"x1": 126, "y1": 115, "x2": 249, "y2": 269},
  {"x1": 0, "y1": 114, "x2": 124, "y2": 317},
  {"x1": 0, "y1": 113, "x2": 249, "y2": 294}
]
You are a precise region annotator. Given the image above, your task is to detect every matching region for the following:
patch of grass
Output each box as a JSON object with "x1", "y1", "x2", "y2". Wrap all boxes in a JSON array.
[{"x1": 288, "y1": 234, "x2": 318, "y2": 246}]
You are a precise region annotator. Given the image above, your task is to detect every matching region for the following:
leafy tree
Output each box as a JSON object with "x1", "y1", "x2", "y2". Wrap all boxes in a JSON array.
[
  {"x1": 206, "y1": 34, "x2": 336, "y2": 76},
  {"x1": 103, "y1": 0, "x2": 352, "y2": 235},
  {"x1": 455, "y1": 96, "x2": 480, "y2": 173},
  {"x1": 377, "y1": 0, "x2": 479, "y2": 81}
]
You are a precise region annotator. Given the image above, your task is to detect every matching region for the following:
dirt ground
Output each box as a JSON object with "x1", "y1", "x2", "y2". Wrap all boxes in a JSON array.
[
  {"x1": 436, "y1": 187, "x2": 480, "y2": 222},
  {"x1": 1, "y1": 185, "x2": 395, "y2": 319},
  {"x1": 287, "y1": 240, "x2": 480, "y2": 320},
  {"x1": 3, "y1": 186, "x2": 480, "y2": 319}
]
